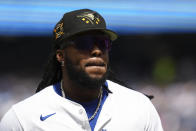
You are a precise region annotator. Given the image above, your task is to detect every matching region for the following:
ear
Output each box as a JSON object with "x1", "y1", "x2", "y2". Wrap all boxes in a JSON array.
[{"x1": 56, "y1": 50, "x2": 64, "y2": 62}]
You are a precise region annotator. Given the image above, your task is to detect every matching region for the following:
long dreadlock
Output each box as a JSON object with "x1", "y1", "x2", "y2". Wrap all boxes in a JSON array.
[
  {"x1": 36, "y1": 42, "x2": 62, "y2": 93},
  {"x1": 36, "y1": 44, "x2": 153, "y2": 99},
  {"x1": 36, "y1": 43, "x2": 118, "y2": 93}
]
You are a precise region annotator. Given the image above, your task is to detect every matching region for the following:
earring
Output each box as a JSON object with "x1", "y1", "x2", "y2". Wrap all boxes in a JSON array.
[{"x1": 61, "y1": 61, "x2": 64, "y2": 67}]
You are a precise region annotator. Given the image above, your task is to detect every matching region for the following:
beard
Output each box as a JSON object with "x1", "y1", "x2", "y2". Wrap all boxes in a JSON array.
[{"x1": 65, "y1": 55, "x2": 108, "y2": 89}]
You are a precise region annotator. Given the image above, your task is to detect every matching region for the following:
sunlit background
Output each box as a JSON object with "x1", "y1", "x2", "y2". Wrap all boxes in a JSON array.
[{"x1": 1, "y1": 0, "x2": 196, "y2": 131}]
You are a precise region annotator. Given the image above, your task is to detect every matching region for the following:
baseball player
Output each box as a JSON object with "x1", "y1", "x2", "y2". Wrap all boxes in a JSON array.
[{"x1": 0, "y1": 9, "x2": 163, "y2": 131}]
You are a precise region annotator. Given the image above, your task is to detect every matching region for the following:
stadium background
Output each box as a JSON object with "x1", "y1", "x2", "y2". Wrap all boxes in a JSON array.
[{"x1": 1, "y1": 0, "x2": 196, "y2": 131}]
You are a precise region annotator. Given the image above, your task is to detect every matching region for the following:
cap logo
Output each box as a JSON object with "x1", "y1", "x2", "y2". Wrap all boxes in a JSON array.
[
  {"x1": 77, "y1": 12, "x2": 100, "y2": 25},
  {"x1": 54, "y1": 23, "x2": 64, "y2": 39}
]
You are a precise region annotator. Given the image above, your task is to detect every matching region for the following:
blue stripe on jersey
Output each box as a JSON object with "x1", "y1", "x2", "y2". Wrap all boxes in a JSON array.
[
  {"x1": 53, "y1": 82, "x2": 62, "y2": 97},
  {"x1": 86, "y1": 87, "x2": 108, "y2": 131}
]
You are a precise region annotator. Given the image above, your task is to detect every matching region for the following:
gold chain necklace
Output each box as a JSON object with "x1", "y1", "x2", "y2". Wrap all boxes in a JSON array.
[{"x1": 60, "y1": 81, "x2": 102, "y2": 121}]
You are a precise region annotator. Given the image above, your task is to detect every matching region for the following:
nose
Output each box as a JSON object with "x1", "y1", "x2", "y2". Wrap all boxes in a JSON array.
[{"x1": 91, "y1": 45, "x2": 102, "y2": 57}]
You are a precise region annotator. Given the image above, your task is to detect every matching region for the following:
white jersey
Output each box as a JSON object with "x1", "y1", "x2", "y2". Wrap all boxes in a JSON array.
[{"x1": 0, "y1": 80, "x2": 163, "y2": 131}]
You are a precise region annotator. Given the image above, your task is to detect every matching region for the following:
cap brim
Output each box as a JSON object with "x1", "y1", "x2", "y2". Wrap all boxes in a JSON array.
[
  {"x1": 102, "y1": 29, "x2": 118, "y2": 41},
  {"x1": 65, "y1": 28, "x2": 118, "y2": 41}
]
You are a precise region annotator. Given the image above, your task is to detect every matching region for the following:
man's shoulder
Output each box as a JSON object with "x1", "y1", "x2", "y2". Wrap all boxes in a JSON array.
[
  {"x1": 106, "y1": 80, "x2": 150, "y2": 101},
  {"x1": 106, "y1": 80, "x2": 155, "y2": 117},
  {"x1": 12, "y1": 85, "x2": 54, "y2": 112},
  {"x1": 107, "y1": 80, "x2": 139, "y2": 95}
]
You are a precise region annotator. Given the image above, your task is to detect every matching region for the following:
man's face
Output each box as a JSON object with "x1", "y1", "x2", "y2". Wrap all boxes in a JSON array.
[{"x1": 62, "y1": 32, "x2": 110, "y2": 88}]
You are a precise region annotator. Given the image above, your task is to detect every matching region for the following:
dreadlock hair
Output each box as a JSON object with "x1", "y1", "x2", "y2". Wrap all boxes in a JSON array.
[
  {"x1": 36, "y1": 41, "x2": 62, "y2": 93},
  {"x1": 35, "y1": 29, "x2": 153, "y2": 99},
  {"x1": 35, "y1": 37, "x2": 120, "y2": 93},
  {"x1": 35, "y1": 43, "x2": 153, "y2": 100}
]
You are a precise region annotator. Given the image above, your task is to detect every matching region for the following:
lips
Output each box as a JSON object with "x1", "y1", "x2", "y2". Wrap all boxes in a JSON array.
[
  {"x1": 84, "y1": 59, "x2": 107, "y2": 78},
  {"x1": 85, "y1": 59, "x2": 105, "y2": 67}
]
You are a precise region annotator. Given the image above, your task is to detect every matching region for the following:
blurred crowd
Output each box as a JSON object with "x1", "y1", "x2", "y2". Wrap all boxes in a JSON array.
[
  {"x1": 138, "y1": 81, "x2": 196, "y2": 131},
  {"x1": 0, "y1": 73, "x2": 196, "y2": 131}
]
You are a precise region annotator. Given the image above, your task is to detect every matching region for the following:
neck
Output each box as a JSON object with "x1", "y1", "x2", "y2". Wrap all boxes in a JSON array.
[{"x1": 62, "y1": 76, "x2": 102, "y2": 102}]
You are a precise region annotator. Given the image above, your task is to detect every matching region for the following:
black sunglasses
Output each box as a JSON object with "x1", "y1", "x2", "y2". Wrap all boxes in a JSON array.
[{"x1": 68, "y1": 35, "x2": 112, "y2": 51}]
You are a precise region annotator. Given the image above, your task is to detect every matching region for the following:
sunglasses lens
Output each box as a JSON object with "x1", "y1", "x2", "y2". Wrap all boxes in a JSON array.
[
  {"x1": 97, "y1": 37, "x2": 111, "y2": 51},
  {"x1": 74, "y1": 37, "x2": 93, "y2": 50},
  {"x1": 73, "y1": 35, "x2": 111, "y2": 51}
]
